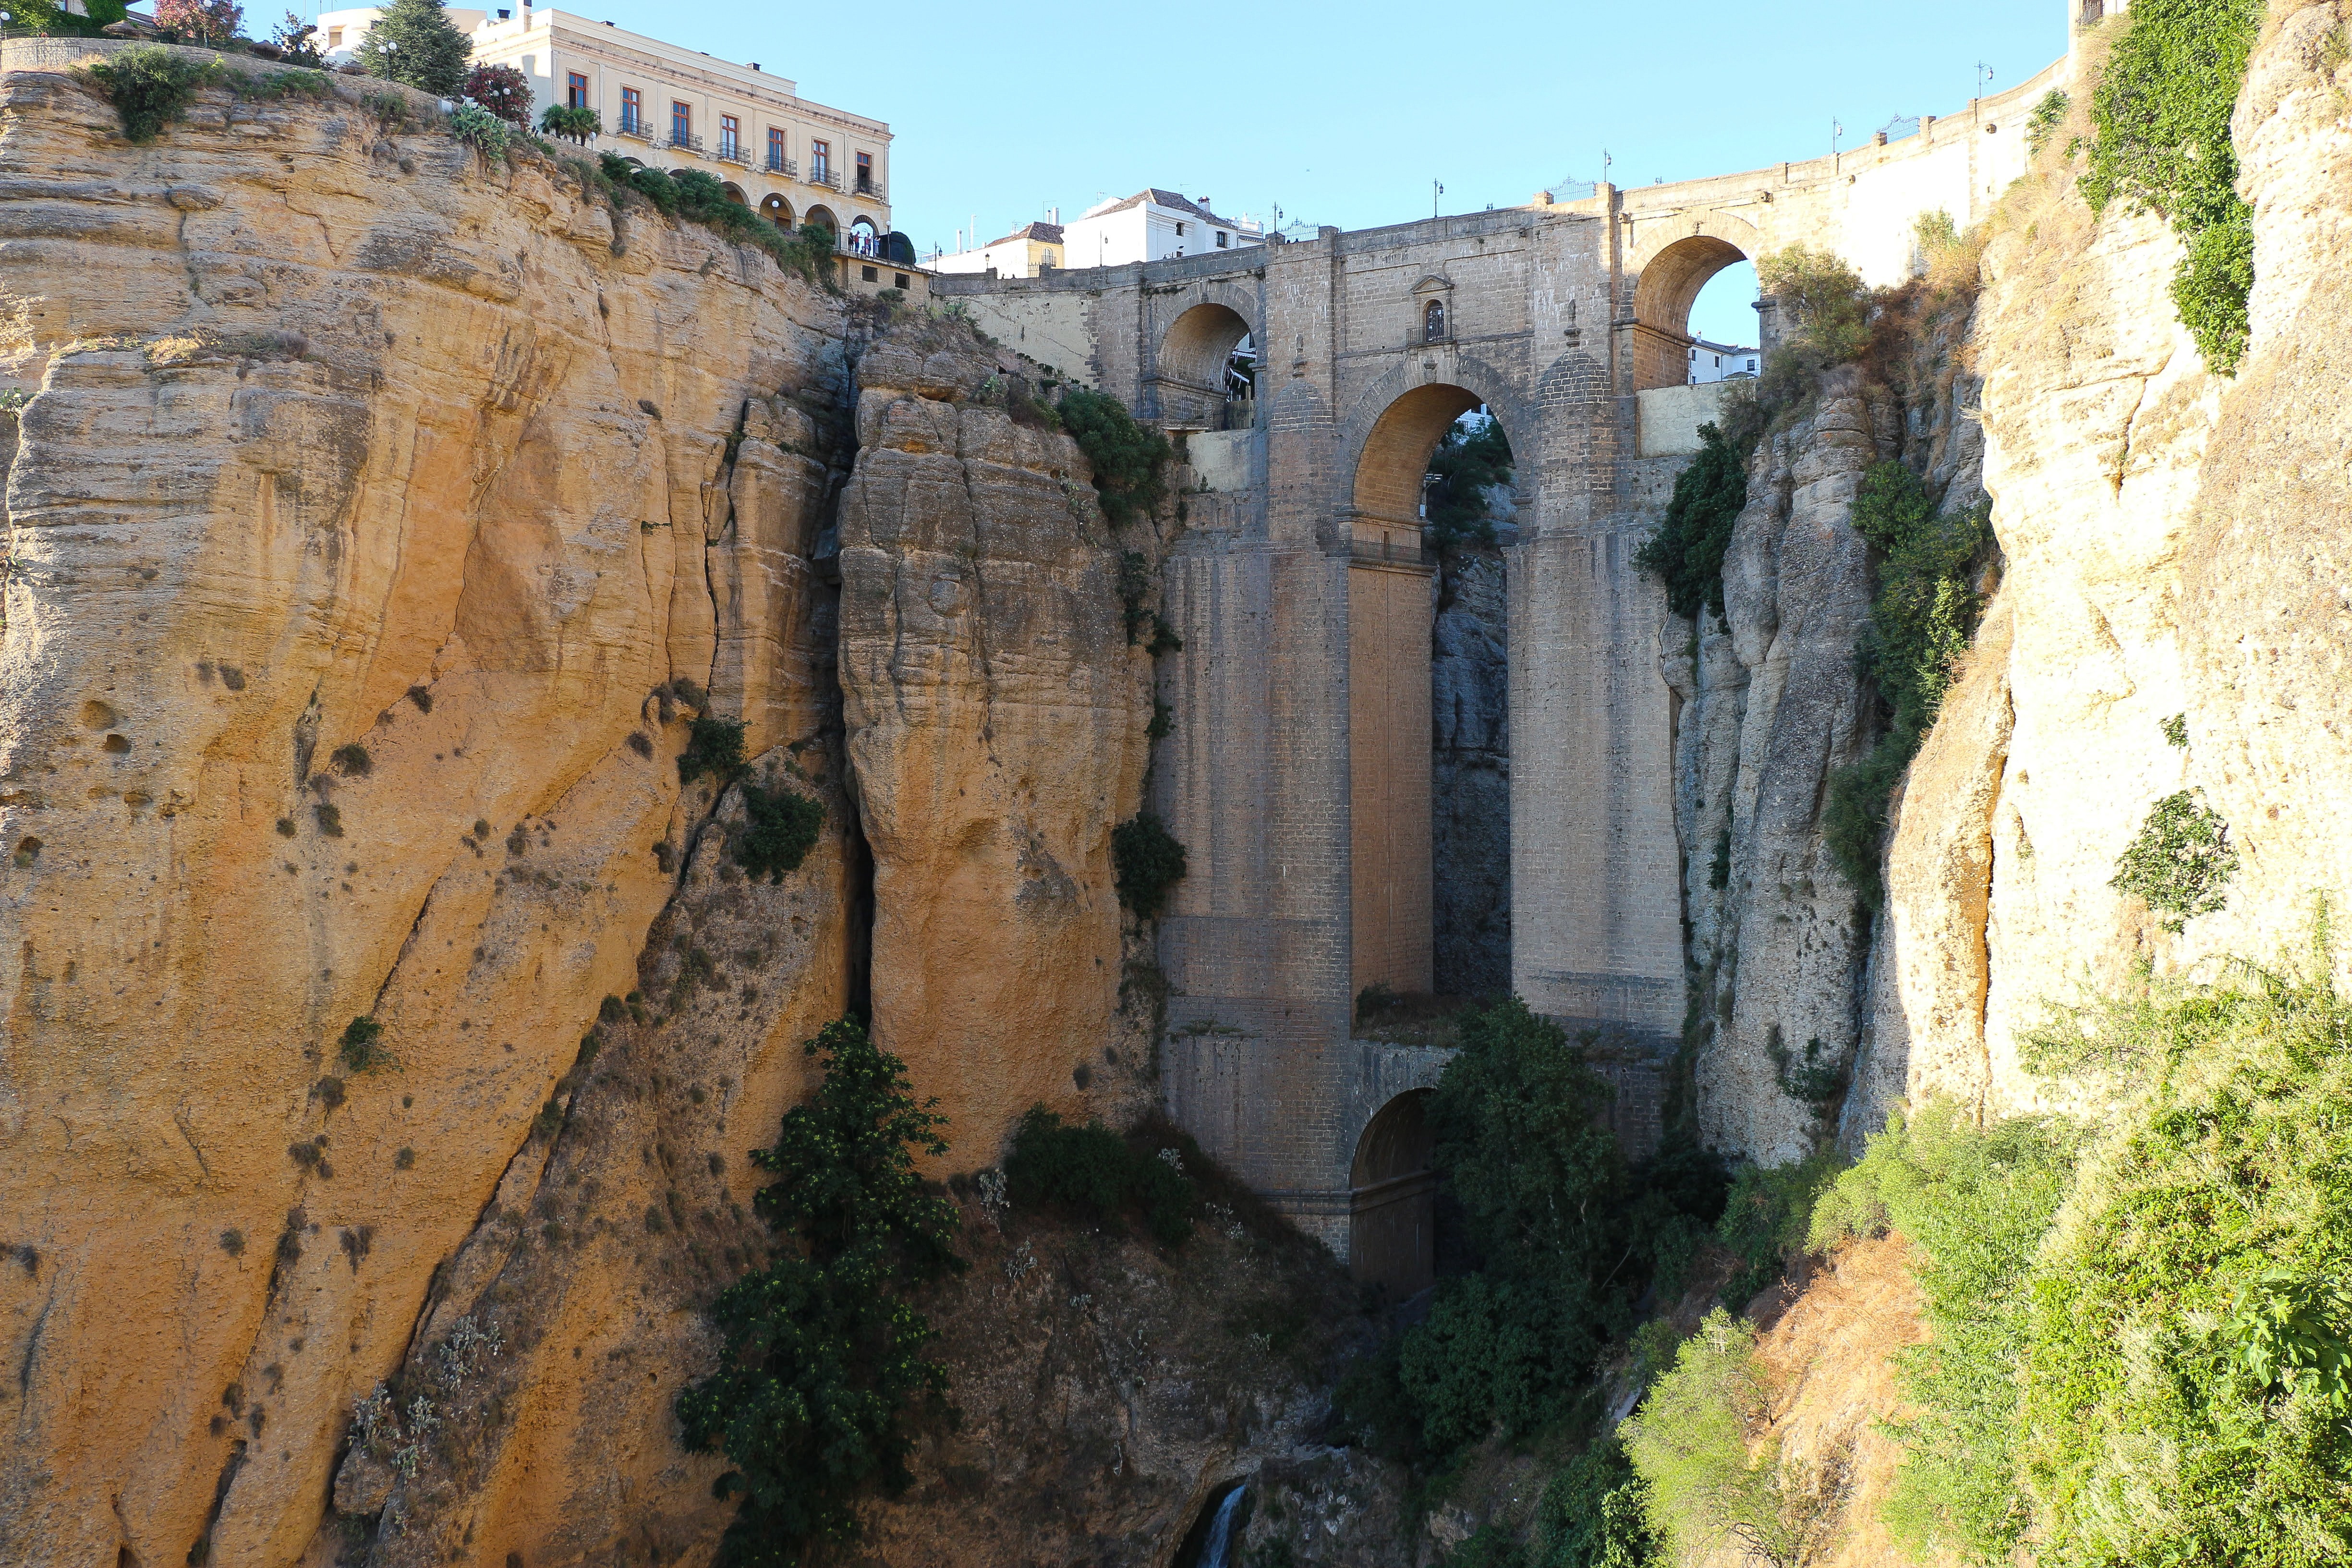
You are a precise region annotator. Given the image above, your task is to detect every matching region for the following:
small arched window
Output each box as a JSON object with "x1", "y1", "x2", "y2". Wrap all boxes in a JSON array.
[{"x1": 1423, "y1": 298, "x2": 1447, "y2": 342}]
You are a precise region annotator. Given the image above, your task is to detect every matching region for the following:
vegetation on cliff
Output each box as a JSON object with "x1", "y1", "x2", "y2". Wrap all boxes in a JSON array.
[
  {"x1": 1619, "y1": 933, "x2": 2352, "y2": 1567},
  {"x1": 678, "y1": 1018, "x2": 964, "y2": 1567},
  {"x1": 2080, "y1": 0, "x2": 2264, "y2": 372},
  {"x1": 1060, "y1": 386, "x2": 1173, "y2": 528},
  {"x1": 1004, "y1": 1106, "x2": 1198, "y2": 1245},
  {"x1": 1822, "y1": 461, "x2": 1990, "y2": 906},
  {"x1": 1633, "y1": 423, "x2": 1747, "y2": 622},
  {"x1": 1112, "y1": 811, "x2": 1188, "y2": 918}
]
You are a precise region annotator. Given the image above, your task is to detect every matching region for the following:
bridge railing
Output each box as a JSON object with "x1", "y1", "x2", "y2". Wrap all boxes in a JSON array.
[{"x1": 1347, "y1": 533, "x2": 1435, "y2": 569}]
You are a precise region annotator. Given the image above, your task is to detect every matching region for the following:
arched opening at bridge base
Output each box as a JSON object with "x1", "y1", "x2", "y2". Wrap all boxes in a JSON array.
[
  {"x1": 1630, "y1": 234, "x2": 1751, "y2": 391},
  {"x1": 1155, "y1": 303, "x2": 1255, "y2": 430},
  {"x1": 1349, "y1": 1089, "x2": 1437, "y2": 1302}
]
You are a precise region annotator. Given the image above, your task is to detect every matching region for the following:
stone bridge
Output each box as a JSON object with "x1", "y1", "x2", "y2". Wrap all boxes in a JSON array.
[{"x1": 937, "y1": 59, "x2": 2059, "y2": 1286}]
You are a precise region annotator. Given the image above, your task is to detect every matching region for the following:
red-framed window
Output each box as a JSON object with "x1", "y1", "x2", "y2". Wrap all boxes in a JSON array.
[{"x1": 566, "y1": 71, "x2": 588, "y2": 108}]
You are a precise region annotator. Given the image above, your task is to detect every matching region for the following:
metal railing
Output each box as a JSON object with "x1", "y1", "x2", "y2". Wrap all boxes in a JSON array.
[
  {"x1": 714, "y1": 141, "x2": 748, "y2": 165},
  {"x1": 806, "y1": 167, "x2": 840, "y2": 191},
  {"x1": 666, "y1": 131, "x2": 703, "y2": 154},
  {"x1": 765, "y1": 154, "x2": 798, "y2": 177},
  {"x1": 615, "y1": 119, "x2": 650, "y2": 141},
  {"x1": 1348, "y1": 533, "x2": 1435, "y2": 568},
  {"x1": 854, "y1": 179, "x2": 884, "y2": 201}
]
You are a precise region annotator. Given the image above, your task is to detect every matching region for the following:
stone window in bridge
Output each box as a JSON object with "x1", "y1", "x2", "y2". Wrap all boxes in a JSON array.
[{"x1": 1424, "y1": 298, "x2": 1447, "y2": 342}]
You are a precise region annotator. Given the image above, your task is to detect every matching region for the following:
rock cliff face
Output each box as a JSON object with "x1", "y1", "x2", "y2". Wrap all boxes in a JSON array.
[
  {"x1": 1848, "y1": 2, "x2": 2352, "y2": 1134},
  {"x1": 0, "y1": 48, "x2": 1159, "y2": 1567},
  {"x1": 1682, "y1": 3, "x2": 2352, "y2": 1156}
]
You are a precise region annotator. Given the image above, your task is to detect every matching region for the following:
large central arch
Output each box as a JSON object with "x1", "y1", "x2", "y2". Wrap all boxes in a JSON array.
[
  {"x1": 1351, "y1": 382, "x2": 1485, "y2": 524},
  {"x1": 1153, "y1": 300, "x2": 1258, "y2": 429}
]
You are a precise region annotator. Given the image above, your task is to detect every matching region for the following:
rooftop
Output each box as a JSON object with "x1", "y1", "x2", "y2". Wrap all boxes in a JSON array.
[
  {"x1": 1078, "y1": 189, "x2": 1252, "y2": 231},
  {"x1": 985, "y1": 221, "x2": 1065, "y2": 246}
]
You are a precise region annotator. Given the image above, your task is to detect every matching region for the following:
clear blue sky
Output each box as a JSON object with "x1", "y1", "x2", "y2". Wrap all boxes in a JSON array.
[{"x1": 471, "y1": 0, "x2": 2066, "y2": 343}]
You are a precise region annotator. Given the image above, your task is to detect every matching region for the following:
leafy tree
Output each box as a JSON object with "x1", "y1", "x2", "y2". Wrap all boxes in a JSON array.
[
  {"x1": 677, "y1": 1018, "x2": 963, "y2": 1567},
  {"x1": 735, "y1": 782, "x2": 824, "y2": 883},
  {"x1": 540, "y1": 103, "x2": 600, "y2": 143},
  {"x1": 270, "y1": 9, "x2": 321, "y2": 62},
  {"x1": 1423, "y1": 413, "x2": 1514, "y2": 552},
  {"x1": 1634, "y1": 421, "x2": 1748, "y2": 620},
  {"x1": 2110, "y1": 789, "x2": 2237, "y2": 930},
  {"x1": 462, "y1": 61, "x2": 530, "y2": 126},
  {"x1": 1394, "y1": 999, "x2": 1629, "y2": 1448},
  {"x1": 18, "y1": 0, "x2": 129, "y2": 35},
  {"x1": 356, "y1": 0, "x2": 471, "y2": 97},
  {"x1": 1535, "y1": 1440, "x2": 1663, "y2": 1568},
  {"x1": 152, "y1": 0, "x2": 241, "y2": 43}
]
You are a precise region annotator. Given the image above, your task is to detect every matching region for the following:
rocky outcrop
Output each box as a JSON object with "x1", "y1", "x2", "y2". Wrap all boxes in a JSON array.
[
  {"x1": 0, "y1": 46, "x2": 1165, "y2": 1567},
  {"x1": 1432, "y1": 547, "x2": 1509, "y2": 998},
  {"x1": 837, "y1": 337, "x2": 1157, "y2": 1163},
  {"x1": 1849, "y1": 2, "x2": 2352, "y2": 1132},
  {"x1": 1664, "y1": 379, "x2": 1888, "y2": 1163}
]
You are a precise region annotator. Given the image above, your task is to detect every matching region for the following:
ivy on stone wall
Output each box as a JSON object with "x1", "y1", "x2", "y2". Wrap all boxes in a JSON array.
[
  {"x1": 1058, "y1": 387, "x2": 1171, "y2": 528},
  {"x1": 2081, "y1": 0, "x2": 2264, "y2": 373},
  {"x1": 1634, "y1": 423, "x2": 1748, "y2": 621}
]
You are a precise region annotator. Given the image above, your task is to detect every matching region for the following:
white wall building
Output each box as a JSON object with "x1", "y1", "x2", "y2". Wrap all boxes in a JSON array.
[
  {"x1": 1687, "y1": 337, "x2": 1759, "y2": 384},
  {"x1": 314, "y1": 4, "x2": 895, "y2": 253},
  {"x1": 1060, "y1": 190, "x2": 1262, "y2": 269},
  {"x1": 931, "y1": 219, "x2": 1064, "y2": 279}
]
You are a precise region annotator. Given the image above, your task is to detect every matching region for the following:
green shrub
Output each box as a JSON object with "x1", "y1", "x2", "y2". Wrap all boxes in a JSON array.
[
  {"x1": 356, "y1": 0, "x2": 471, "y2": 95},
  {"x1": 1396, "y1": 1000, "x2": 1629, "y2": 1449},
  {"x1": 539, "y1": 103, "x2": 600, "y2": 143},
  {"x1": 268, "y1": 10, "x2": 322, "y2": 64},
  {"x1": 1003, "y1": 1106, "x2": 1194, "y2": 1245},
  {"x1": 2110, "y1": 789, "x2": 2237, "y2": 930},
  {"x1": 444, "y1": 102, "x2": 511, "y2": 158},
  {"x1": 1440, "y1": 1524, "x2": 1528, "y2": 1568},
  {"x1": 1116, "y1": 549, "x2": 1153, "y2": 643},
  {"x1": 678, "y1": 716, "x2": 746, "y2": 786},
  {"x1": 1533, "y1": 1440, "x2": 1663, "y2": 1568},
  {"x1": 735, "y1": 783, "x2": 823, "y2": 882},
  {"x1": 1059, "y1": 386, "x2": 1171, "y2": 527},
  {"x1": 1424, "y1": 414, "x2": 1514, "y2": 553},
  {"x1": 80, "y1": 45, "x2": 220, "y2": 144},
  {"x1": 1624, "y1": 1309, "x2": 1850, "y2": 1568},
  {"x1": 2018, "y1": 952, "x2": 2352, "y2": 1566},
  {"x1": 1111, "y1": 812, "x2": 1186, "y2": 918},
  {"x1": 2026, "y1": 88, "x2": 2071, "y2": 157},
  {"x1": 1714, "y1": 1155, "x2": 1839, "y2": 1306},
  {"x1": 1754, "y1": 245, "x2": 1871, "y2": 408},
  {"x1": 677, "y1": 1018, "x2": 961, "y2": 1567},
  {"x1": 1823, "y1": 466, "x2": 1989, "y2": 906},
  {"x1": 2080, "y1": 0, "x2": 2262, "y2": 372},
  {"x1": 1809, "y1": 1104, "x2": 2081, "y2": 1564},
  {"x1": 1634, "y1": 422, "x2": 1747, "y2": 621},
  {"x1": 339, "y1": 1014, "x2": 394, "y2": 1073}
]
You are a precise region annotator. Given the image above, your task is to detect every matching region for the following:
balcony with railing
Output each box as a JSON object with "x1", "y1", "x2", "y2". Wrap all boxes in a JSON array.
[
  {"x1": 806, "y1": 166, "x2": 840, "y2": 192},
  {"x1": 666, "y1": 131, "x2": 703, "y2": 155},
  {"x1": 714, "y1": 139, "x2": 748, "y2": 166},
  {"x1": 853, "y1": 178, "x2": 885, "y2": 202},
  {"x1": 616, "y1": 117, "x2": 651, "y2": 142},
  {"x1": 765, "y1": 154, "x2": 798, "y2": 178}
]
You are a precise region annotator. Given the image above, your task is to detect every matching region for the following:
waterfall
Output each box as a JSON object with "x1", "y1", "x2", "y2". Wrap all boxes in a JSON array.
[{"x1": 1199, "y1": 1484, "x2": 1245, "y2": 1568}]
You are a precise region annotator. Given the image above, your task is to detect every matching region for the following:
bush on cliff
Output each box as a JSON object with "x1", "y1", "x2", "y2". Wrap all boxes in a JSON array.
[
  {"x1": 20, "y1": 0, "x2": 129, "y2": 36},
  {"x1": 1059, "y1": 386, "x2": 1171, "y2": 527},
  {"x1": 1112, "y1": 812, "x2": 1187, "y2": 918},
  {"x1": 357, "y1": 0, "x2": 472, "y2": 96},
  {"x1": 2081, "y1": 0, "x2": 2263, "y2": 373},
  {"x1": 80, "y1": 44, "x2": 221, "y2": 143},
  {"x1": 1820, "y1": 462, "x2": 1989, "y2": 906},
  {"x1": 734, "y1": 781, "x2": 824, "y2": 882},
  {"x1": 1634, "y1": 421, "x2": 1747, "y2": 622},
  {"x1": 677, "y1": 1017, "x2": 962, "y2": 1567},
  {"x1": 1004, "y1": 1106, "x2": 1196, "y2": 1245}
]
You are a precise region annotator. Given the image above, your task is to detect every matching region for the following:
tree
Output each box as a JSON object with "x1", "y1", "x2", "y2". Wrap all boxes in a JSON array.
[
  {"x1": 1422, "y1": 413, "x2": 1514, "y2": 551},
  {"x1": 356, "y1": 0, "x2": 470, "y2": 96},
  {"x1": 270, "y1": 9, "x2": 321, "y2": 63},
  {"x1": 676, "y1": 1018, "x2": 963, "y2": 1567},
  {"x1": 19, "y1": 0, "x2": 130, "y2": 36},
  {"x1": 539, "y1": 103, "x2": 601, "y2": 143},
  {"x1": 153, "y1": 0, "x2": 242, "y2": 44},
  {"x1": 462, "y1": 62, "x2": 530, "y2": 126}
]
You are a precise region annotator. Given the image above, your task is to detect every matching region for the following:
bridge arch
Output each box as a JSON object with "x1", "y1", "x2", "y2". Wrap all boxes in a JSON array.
[
  {"x1": 1625, "y1": 213, "x2": 1763, "y2": 390},
  {"x1": 1342, "y1": 363, "x2": 1526, "y2": 527},
  {"x1": 1150, "y1": 289, "x2": 1261, "y2": 427},
  {"x1": 1349, "y1": 1088, "x2": 1437, "y2": 1300}
]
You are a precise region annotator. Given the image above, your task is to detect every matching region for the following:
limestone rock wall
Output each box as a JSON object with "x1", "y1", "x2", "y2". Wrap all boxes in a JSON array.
[
  {"x1": 1432, "y1": 547, "x2": 1510, "y2": 999},
  {"x1": 836, "y1": 339, "x2": 1157, "y2": 1166},
  {"x1": 1848, "y1": 1, "x2": 2352, "y2": 1134}
]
